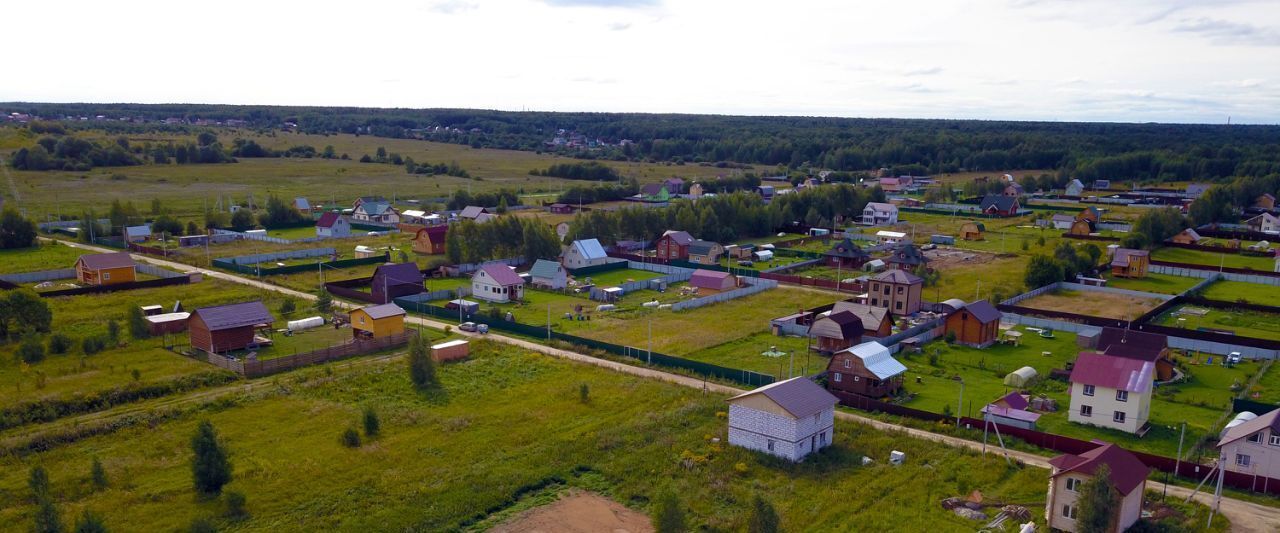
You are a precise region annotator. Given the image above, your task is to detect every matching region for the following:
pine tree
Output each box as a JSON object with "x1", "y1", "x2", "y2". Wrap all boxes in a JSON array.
[
  {"x1": 363, "y1": 407, "x2": 380, "y2": 438},
  {"x1": 29, "y1": 465, "x2": 50, "y2": 499},
  {"x1": 652, "y1": 489, "x2": 686, "y2": 533},
  {"x1": 747, "y1": 495, "x2": 780, "y2": 533},
  {"x1": 90, "y1": 458, "x2": 108, "y2": 490},
  {"x1": 73, "y1": 510, "x2": 108, "y2": 533},
  {"x1": 127, "y1": 306, "x2": 149, "y2": 340},
  {"x1": 314, "y1": 289, "x2": 332, "y2": 313},
  {"x1": 1076, "y1": 464, "x2": 1118, "y2": 533},
  {"x1": 33, "y1": 497, "x2": 62, "y2": 533},
  {"x1": 106, "y1": 320, "x2": 121, "y2": 346},
  {"x1": 408, "y1": 336, "x2": 437, "y2": 389},
  {"x1": 191, "y1": 420, "x2": 232, "y2": 495}
]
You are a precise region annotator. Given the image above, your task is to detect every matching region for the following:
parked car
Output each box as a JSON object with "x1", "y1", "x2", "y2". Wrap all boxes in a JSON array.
[
  {"x1": 737, "y1": 260, "x2": 754, "y2": 267},
  {"x1": 459, "y1": 322, "x2": 478, "y2": 332},
  {"x1": 477, "y1": 324, "x2": 489, "y2": 334}
]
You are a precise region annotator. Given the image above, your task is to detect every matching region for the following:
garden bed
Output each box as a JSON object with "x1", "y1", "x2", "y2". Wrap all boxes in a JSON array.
[{"x1": 1018, "y1": 289, "x2": 1162, "y2": 321}]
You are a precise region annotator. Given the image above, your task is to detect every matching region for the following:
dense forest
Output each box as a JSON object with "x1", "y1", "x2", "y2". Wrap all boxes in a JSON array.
[{"x1": 5, "y1": 103, "x2": 1280, "y2": 183}]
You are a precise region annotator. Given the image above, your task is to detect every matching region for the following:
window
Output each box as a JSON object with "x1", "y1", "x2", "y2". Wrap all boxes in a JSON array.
[
  {"x1": 1237, "y1": 454, "x2": 1251, "y2": 467},
  {"x1": 767, "y1": 440, "x2": 775, "y2": 452},
  {"x1": 834, "y1": 373, "x2": 842, "y2": 383},
  {"x1": 844, "y1": 359, "x2": 851, "y2": 369},
  {"x1": 1083, "y1": 384, "x2": 1095, "y2": 396},
  {"x1": 895, "y1": 302, "x2": 903, "y2": 310},
  {"x1": 883, "y1": 287, "x2": 890, "y2": 295},
  {"x1": 1116, "y1": 390, "x2": 1128, "y2": 402},
  {"x1": 1062, "y1": 504, "x2": 1077, "y2": 519},
  {"x1": 897, "y1": 286, "x2": 904, "y2": 294},
  {"x1": 853, "y1": 376, "x2": 860, "y2": 382},
  {"x1": 1270, "y1": 434, "x2": 1280, "y2": 446},
  {"x1": 819, "y1": 432, "x2": 826, "y2": 445},
  {"x1": 1079, "y1": 405, "x2": 1092, "y2": 417},
  {"x1": 871, "y1": 298, "x2": 878, "y2": 306},
  {"x1": 1248, "y1": 433, "x2": 1262, "y2": 444},
  {"x1": 104, "y1": 272, "x2": 111, "y2": 280},
  {"x1": 1113, "y1": 411, "x2": 1126, "y2": 424}
]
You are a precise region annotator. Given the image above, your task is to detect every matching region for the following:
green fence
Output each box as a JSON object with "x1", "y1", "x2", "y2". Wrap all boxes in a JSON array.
[
  {"x1": 668, "y1": 259, "x2": 762, "y2": 278},
  {"x1": 394, "y1": 297, "x2": 776, "y2": 387},
  {"x1": 214, "y1": 253, "x2": 390, "y2": 276},
  {"x1": 565, "y1": 261, "x2": 629, "y2": 277},
  {"x1": 350, "y1": 221, "x2": 396, "y2": 232}
]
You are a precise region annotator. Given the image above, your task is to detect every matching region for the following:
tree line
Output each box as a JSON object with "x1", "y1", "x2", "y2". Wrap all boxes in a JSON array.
[
  {"x1": 531, "y1": 161, "x2": 621, "y2": 181},
  {"x1": 443, "y1": 216, "x2": 561, "y2": 264},
  {"x1": 1189, "y1": 173, "x2": 1280, "y2": 226}
]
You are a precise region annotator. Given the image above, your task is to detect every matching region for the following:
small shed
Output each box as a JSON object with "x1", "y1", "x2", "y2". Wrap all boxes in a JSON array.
[
  {"x1": 189, "y1": 301, "x2": 274, "y2": 353},
  {"x1": 350, "y1": 303, "x2": 406, "y2": 339},
  {"x1": 411, "y1": 225, "x2": 448, "y2": 255},
  {"x1": 145, "y1": 312, "x2": 190, "y2": 336},
  {"x1": 863, "y1": 259, "x2": 886, "y2": 272},
  {"x1": 445, "y1": 299, "x2": 480, "y2": 316},
  {"x1": 431, "y1": 339, "x2": 470, "y2": 362},
  {"x1": 354, "y1": 245, "x2": 379, "y2": 259},
  {"x1": 689, "y1": 269, "x2": 736, "y2": 291},
  {"x1": 1004, "y1": 366, "x2": 1038, "y2": 388},
  {"x1": 753, "y1": 250, "x2": 774, "y2": 262},
  {"x1": 124, "y1": 225, "x2": 152, "y2": 242},
  {"x1": 930, "y1": 234, "x2": 955, "y2": 245},
  {"x1": 981, "y1": 404, "x2": 1041, "y2": 430},
  {"x1": 75, "y1": 252, "x2": 137, "y2": 286},
  {"x1": 1077, "y1": 329, "x2": 1101, "y2": 349},
  {"x1": 959, "y1": 221, "x2": 985, "y2": 241}
]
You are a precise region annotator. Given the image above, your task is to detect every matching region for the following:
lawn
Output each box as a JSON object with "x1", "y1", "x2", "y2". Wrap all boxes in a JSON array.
[
  {"x1": 681, "y1": 331, "x2": 816, "y2": 378},
  {"x1": 1152, "y1": 247, "x2": 1277, "y2": 271},
  {"x1": 571, "y1": 267, "x2": 662, "y2": 287},
  {"x1": 1019, "y1": 289, "x2": 1164, "y2": 321},
  {"x1": 900, "y1": 329, "x2": 1236, "y2": 458},
  {"x1": 0, "y1": 279, "x2": 311, "y2": 422},
  {"x1": 1200, "y1": 280, "x2": 1280, "y2": 305},
  {"x1": 0, "y1": 241, "x2": 86, "y2": 274},
  {"x1": 1153, "y1": 305, "x2": 1280, "y2": 342},
  {"x1": 0, "y1": 341, "x2": 1059, "y2": 532},
  {"x1": 1103, "y1": 273, "x2": 1203, "y2": 295}
]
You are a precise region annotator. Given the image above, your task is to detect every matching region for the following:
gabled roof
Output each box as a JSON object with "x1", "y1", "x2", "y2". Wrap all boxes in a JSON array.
[
  {"x1": 864, "y1": 202, "x2": 897, "y2": 213},
  {"x1": 1067, "y1": 178, "x2": 1084, "y2": 188},
  {"x1": 529, "y1": 259, "x2": 564, "y2": 279},
  {"x1": 727, "y1": 377, "x2": 838, "y2": 419},
  {"x1": 359, "y1": 303, "x2": 406, "y2": 320},
  {"x1": 818, "y1": 310, "x2": 864, "y2": 339},
  {"x1": 640, "y1": 183, "x2": 668, "y2": 196},
  {"x1": 1175, "y1": 228, "x2": 1200, "y2": 241},
  {"x1": 689, "y1": 269, "x2": 732, "y2": 287},
  {"x1": 873, "y1": 269, "x2": 922, "y2": 285},
  {"x1": 1220, "y1": 409, "x2": 1280, "y2": 447},
  {"x1": 400, "y1": 209, "x2": 427, "y2": 218},
  {"x1": 473, "y1": 212, "x2": 497, "y2": 223},
  {"x1": 477, "y1": 263, "x2": 524, "y2": 286},
  {"x1": 1185, "y1": 183, "x2": 1212, "y2": 196},
  {"x1": 688, "y1": 240, "x2": 721, "y2": 256},
  {"x1": 76, "y1": 252, "x2": 136, "y2": 270},
  {"x1": 373, "y1": 263, "x2": 424, "y2": 285},
  {"x1": 994, "y1": 391, "x2": 1028, "y2": 410},
  {"x1": 961, "y1": 300, "x2": 1001, "y2": 323},
  {"x1": 1110, "y1": 248, "x2": 1149, "y2": 268},
  {"x1": 193, "y1": 301, "x2": 273, "y2": 331},
  {"x1": 825, "y1": 238, "x2": 869, "y2": 259},
  {"x1": 357, "y1": 200, "x2": 393, "y2": 216},
  {"x1": 1048, "y1": 443, "x2": 1151, "y2": 496},
  {"x1": 1069, "y1": 351, "x2": 1154, "y2": 393},
  {"x1": 125, "y1": 225, "x2": 151, "y2": 238},
  {"x1": 660, "y1": 230, "x2": 694, "y2": 246},
  {"x1": 840, "y1": 341, "x2": 908, "y2": 380},
  {"x1": 459, "y1": 206, "x2": 488, "y2": 219},
  {"x1": 570, "y1": 238, "x2": 608, "y2": 260},
  {"x1": 982, "y1": 404, "x2": 1041, "y2": 423},
  {"x1": 1005, "y1": 182, "x2": 1025, "y2": 195},
  {"x1": 885, "y1": 243, "x2": 927, "y2": 266},
  {"x1": 830, "y1": 301, "x2": 891, "y2": 331},
  {"x1": 316, "y1": 211, "x2": 344, "y2": 228},
  {"x1": 294, "y1": 197, "x2": 311, "y2": 210},
  {"x1": 1248, "y1": 212, "x2": 1280, "y2": 225},
  {"x1": 980, "y1": 194, "x2": 1019, "y2": 212},
  {"x1": 416, "y1": 225, "x2": 447, "y2": 240},
  {"x1": 1097, "y1": 327, "x2": 1167, "y2": 362}
]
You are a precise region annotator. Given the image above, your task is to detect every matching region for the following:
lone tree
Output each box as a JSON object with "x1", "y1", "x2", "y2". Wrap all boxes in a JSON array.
[
  {"x1": 91, "y1": 457, "x2": 108, "y2": 490},
  {"x1": 0, "y1": 208, "x2": 38, "y2": 249},
  {"x1": 127, "y1": 305, "x2": 150, "y2": 340},
  {"x1": 362, "y1": 407, "x2": 380, "y2": 438},
  {"x1": 190, "y1": 420, "x2": 232, "y2": 495},
  {"x1": 407, "y1": 336, "x2": 437, "y2": 389},
  {"x1": 73, "y1": 510, "x2": 108, "y2": 533},
  {"x1": 33, "y1": 497, "x2": 62, "y2": 533},
  {"x1": 1076, "y1": 464, "x2": 1118, "y2": 533},
  {"x1": 314, "y1": 289, "x2": 332, "y2": 313},
  {"x1": 747, "y1": 494, "x2": 780, "y2": 533},
  {"x1": 652, "y1": 489, "x2": 686, "y2": 533}
]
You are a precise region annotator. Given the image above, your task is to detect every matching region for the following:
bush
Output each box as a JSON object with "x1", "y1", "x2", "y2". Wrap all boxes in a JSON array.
[
  {"x1": 279, "y1": 299, "x2": 296, "y2": 316},
  {"x1": 48, "y1": 333, "x2": 73, "y2": 355},
  {"x1": 224, "y1": 490, "x2": 248, "y2": 519},
  {"x1": 106, "y1": 320, "x2": 121, "y2": 345},
  {"x1": 341, "y1": 427, "x2": 362, "y2": 448},
  {"x1": 191, "y1": 420, "x2": 233, "y2": 495},
  {"x1": 579, "y1": 383, "x2": 590, "y2": 403},
  {"x1": 408, "y1": 336, "x2": 437, "y2": 389},
  {"x1": 82, "y1": 336, "x2": 107, "y2": 355},
  {"x1": 74, "y1": 510, "x2": 108, "y2": 533},
  {"x1": 362, "y1": 407, "x2": 380, "y2": 438},
  {"x1": 747, "y1": 495, "x2": 780, "y2": 533},
  {"x1": 91, "y1": 457, "x2": 108, "y2": 490},
  {"x1": 18, "y1": 334, "x2": 46, "y2": 364},
  {"x1": 943, "y1": 331, "x2": 956, "y2": 344},
  {"x1": 188, "y1": 517, "x2": 216, "y2": 533},
  {"x1": 652, "y1": 489, "x2": 686, "y2": 533},
  {"x1": 29, "y1": 465, "x2": 50, "y2": 498},
  {"x1": 33, "y1": 497, "x2": 62, "y2": 533},
  {"x1": 128, "y1": 305, "x2": 149, "y2": 340}
]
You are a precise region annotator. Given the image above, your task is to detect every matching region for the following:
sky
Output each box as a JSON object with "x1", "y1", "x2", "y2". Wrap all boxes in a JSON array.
[{"x1": 3, "y1": 0, "x2": 1278, "y2": 123}]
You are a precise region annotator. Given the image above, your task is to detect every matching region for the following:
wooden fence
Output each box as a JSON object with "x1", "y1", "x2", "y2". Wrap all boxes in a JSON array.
[{"x1": 201, "y1": 330, "x2": 416, "y2": 377}]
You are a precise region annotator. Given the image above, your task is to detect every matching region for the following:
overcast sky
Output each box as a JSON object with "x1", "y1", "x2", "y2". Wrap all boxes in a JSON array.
[{"x1": 4, "y1": 0, "x2": 1278, "y2": 123}]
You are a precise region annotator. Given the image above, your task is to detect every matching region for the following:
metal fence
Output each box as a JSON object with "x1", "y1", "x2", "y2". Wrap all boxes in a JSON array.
[
  {"x1": 1151, "y1": 263, "x2": 1280, "y2": 286},
  {"x1": 670, "y1": 278, "x2": 778, "y2": 311},
  {"x1": 137, "y1": 263, "x2": 187, "y2": 279},
  {"x1": 565, "y1": 259, "x2": 629, "y2": 277},
  {"x1": 200, "y1": 330, "x2": 416, "y2": 377},
  {"x1": 879, "y1": 317, "x2": 945, "y2": 354},
  {"x1": 211, "y1": 228, "x2": 291, "y2": 245},
  {"x1": 0, "y1": 268, "x2": 76, "y2": 284},
  {"x1": 218, "y1": 247, "x2": 337, "y2": 266}
]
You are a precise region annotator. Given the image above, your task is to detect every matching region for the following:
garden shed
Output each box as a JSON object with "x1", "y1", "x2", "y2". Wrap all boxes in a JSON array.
[{"x1": 1004, "y1": 366, "x2": 1038, "y2": 387}]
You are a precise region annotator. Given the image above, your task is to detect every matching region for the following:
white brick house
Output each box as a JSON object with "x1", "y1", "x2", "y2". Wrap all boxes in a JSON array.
[
  {"x1": 727, "y1": 377, "x2": 839, "y2": 462},
  {"x1": 1067, "y1": 352, "x2": 1154, "y2": 435}
]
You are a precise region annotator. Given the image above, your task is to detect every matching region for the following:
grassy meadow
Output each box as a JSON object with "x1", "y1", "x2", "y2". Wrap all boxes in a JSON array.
[
  {"x1": 0, "y1": 341, "x2": 1060, "y2": 532},
  {"x1": 1199, "y1": 280, "x2": 1280, "y2": 304},
  {"x1": 1151, "y1": 247, "x2": 1276, "y2": 271}
]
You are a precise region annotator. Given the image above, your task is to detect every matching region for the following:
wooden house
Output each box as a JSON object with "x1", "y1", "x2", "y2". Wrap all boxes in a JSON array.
[
  {"x1": 944, "y1": 300, "x2": 1001, "y2": 348},
  {"x1": 371, "y1": 263, "x2": 425, "y2": 304},
  {"x1": 688, "y1": 182, "x2": 704, "y2": 198},
  {"x1": 458, "y1": 206, "x2": 489, "y2": 220},
  {"x1": 639, "y1": 183, "x2": 671, "y2": 202},
  {"x1": 1068, "y1": 219, "x2": 1094, "y2": 236},
  {"x1": 1169, "y1": 228, "x2": 1201, "y2": 245},
  {"x1": 823, "y1": 238, "x2": 869, "y2": 269},
  {"x1": 350, "y1": 303, "x2": 406, "y2": 339},
  {"x1": 1065, "y1": 179, "x2": 1085, "y2": 197},
  {"x1": 829, "y1": 301, "x2": 894, "y2": 337},
  {"x1": 411, "y1": 225, "x2": 448, "y2": 255},
  {"x1": 687, "y1": 240, "x2": 725, "y2": 265},
  {"x1": 809, "y1": 311, "x2": 863, "y2": 354},
  {"x1": 826, "y1": 341, "x2": 907, "y2": 399},
  {"x1": 1076, "y1": 206, "x2": 1101, "y2": 223},
  {"x1": 1256, "y1": 193, "x2": 1276, "y2": 210},
  {"x1": 1109, "y1": 248, "x2": 1149, "y2": 279},
  {"x1": 549, "y1": 203, "x2": 575, "y2": 214},
  {"x1": 654, "y1": 230, "x2": 694, "y2": 260},
  {"x1": 529, "y1": 259, "x2": 567, "y2": 290},
  {"x1": 1046, "y1": 444, "x2": 1149, "y2": 533},
  {"x1": 316, "y1": 212, "x2": 352, "y2": 238},
  {"x1": 124, "y1": 225, "x2": 152, "y2": 242},
  {"x1": 293, "y1": 197, "x2": 312, "y2": 214},
  {"x1": 188, "y1": 301, "x2": 274, "y2": 353},
  {"x1": 562, "y1": 238, "x2": 610, "y2": 269},
  {"x1": 979, "y1": 195, "x2": 1020, "y2": 217},
  {"x1": 727, "y1": 377, "x2": 837, "y2": 462},
  {"x1": 352, "y1": 197, "x2": 399, "y2": 224},
  {"x1": 959, "y1": 221, "x2": 985, "y2": 241},
  {"x1": 75, "y1": 252, "x2": 137, "y2": 286},
  {"x1": 884, "y1": 243, "x2": 928, "y2": 272},
  {"x1": 471, "y1": 264, "x2": 525, "y2": 303}
]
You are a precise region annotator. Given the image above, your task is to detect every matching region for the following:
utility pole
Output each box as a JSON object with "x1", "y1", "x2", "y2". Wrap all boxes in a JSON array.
[
  {"x1": 647, "y1": 318, "x2": 652, "y2": 365},
  {"x1": 956, "y1": 379, "x2": 964, "y2": 426},
  {"x1": 1166, "y1": 421, "x2": 1186, "y2": 500}
]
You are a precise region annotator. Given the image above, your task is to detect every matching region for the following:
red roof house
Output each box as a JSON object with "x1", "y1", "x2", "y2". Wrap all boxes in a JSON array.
[{"x1": 689, "y1": 269, "x2": 736, "y2": 291}]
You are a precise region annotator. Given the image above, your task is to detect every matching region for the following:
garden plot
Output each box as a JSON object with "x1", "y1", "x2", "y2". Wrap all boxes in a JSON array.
[
  {"x1": 1103, "y1": 273, "x2": 1202, "y2": 295},
  {"x1": 1153, "y1": 305, "x2": 1280, "y2": 341},
  {"x1": 1018, "y1": 289, "x2": 1163, "y2": 321},
  {"x1": 1200, "y1": 280, "x2": 1280, "y2": 305}
]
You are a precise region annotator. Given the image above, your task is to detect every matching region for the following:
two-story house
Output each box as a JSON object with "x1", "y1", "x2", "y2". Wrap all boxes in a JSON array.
[
  {"x1": 1068, "y1": 352, "x2": 1154, "y2": 435},
  {"x1": 867, "y1": 269, "x2": 922, "y2": 315},
  {"x1": 562, "y1": 238, "x2": 610, "y2": 269},
  {"x1": 727, "y1": 377, "x2": 838, "y2": 462},
  {"x1": 1218, "y1": 409, "x2": 1280, "y2": 481},
  {"x1": 1046, "y1": 443, "x2": 1150, "y2": 533},
  {"x1": 862, "y1": 202, "x2": 898, "y2": 226}
]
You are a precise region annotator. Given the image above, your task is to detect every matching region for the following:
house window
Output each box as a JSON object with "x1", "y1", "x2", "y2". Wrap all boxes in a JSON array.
[
  {"x1": 104, "y1": 272, "x2": 111, "y2": 280},
  {"x1": 1113, "y1": 411, "x2": 1126, "y2": 424},
  {"x1": 1270, "y1": 434, "x2": 1280, "y2": 446},
  {"x1": 1066, "y1": 477, "x2": 1081, "y2": 492},
  {"x1": 1116, "y1": 390, "x2": 1128, "y2": 402},
  {"x1": 1248, "y1": 433, "x2": 1262, "y2": 444},
  {"x1": 1062, "y1": 504, "x2": 1077, "y2": 519},
  {"x1": 844, "y1": 359, "x2": 851, "y2": 369},
  {"x1": 819, "y1": 432, "x2": 826, "y2": 445},
  {"x1": 767, "y1": 440, "x2": 775, "y2": 452},
  {"x1": 1083, "y1": 384, "x2": 1095, "y2": 396},
  {"x1": 1237, "y1": 454, "x2": 1251, "y2": 467},
  {"x1": 883, "y1": 287, "x2": 890, "y2": 295},
  {"x1": 897, "y1": 286, "x2": 904, "y2": 294},
  {"x1": 1079, "y1": 405, "x2": 1092, "y2": 417},
  {"x1": 871, "y1": 298, "x2": 878, "y2": 306},
  {"x1": 895, "y1": 302, "x2": 902, "y2": 311},
  {"x1": 834, "y1": 373, "x2": 842, "y2": 383},
  {"x1": 853, "y1": 376, "x2": 860, "y2": 382}
]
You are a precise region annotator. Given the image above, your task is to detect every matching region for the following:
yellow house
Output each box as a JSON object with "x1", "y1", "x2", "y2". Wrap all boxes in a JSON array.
[
  {"x1": 75, "y1": 252, "x2": 137, "y2": 286},
  {"x1": 350, "y1": 303, "x2": 406, "y2": 339}
]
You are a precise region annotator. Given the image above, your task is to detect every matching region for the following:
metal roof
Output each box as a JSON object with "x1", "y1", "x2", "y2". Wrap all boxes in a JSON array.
[
  {"x1": 316, "y1": 212, "x2": 343, "y2": 228},
  {"x1": 842, "y1": 341, "x2": 908, "y2": 380},
  {"x1": 359, "y1": 303, "x2": 406, "y2": 320},
  {"x1": 661, "y1": 230, "x2": 694, "y2": 246},
  {"x1": 571, "y1": 238, "x2": 608, "y2": 260},
  {"x1": 688, "y1": 240, "x2": 720, "y2": 256},
  {"x1": 980, "y1": 194, "x2": 1018, "y2": 212},
  {"x1": 981, "y1": 404, "x2": 1041, "y2": 423},
  {"x1": 962, "y1": 300, "x2": 1002, "y2": 324},
  {"x1": 727, "y1": 377, "x2": 838, "y2": 419},
  {"x1": 76, "y1": 252, "x2": 136, "y2": 270},
  {"x1": 477, "y1": 263, "x2": 524, "y2": 286},
  {"x1": 1097, "y1": 327, "x2": 1167, "y2": 362},
  {"x1": 193, "y1": 301, "x2": 273, "y2": 331},
  {"x1": 830, "y1": 301, "x2": 891, "y2": 331},
  {"x1": 865, "y1": 202, "x2": 897, "y2": 213},
  {"x1": 1069, "y1": 352, "x2": 1154, "y2": 393},
  {"x1": 1048, "y1": 443, "x2": 1151, "y2": 496},
  {"x1": 529, "y1": 259, "x2": 563, "y2": 279},
  {"x1": 1220, "y1": 409, "x2": 1280, "y2": 447},
  {"x1": 873, "y1": 269, "x2": 922, "y2": 284},
  {"x1": 125, "y1": 225, "x2": 151, "y2": 238},
  {"x1": 459, "y1": 206, "x2": 488, "y2": 219},
  {"x1": 373, "y1": 263, "x2": 424, "y2": 286},
  {"x1": 689, "y1": 269, "x2": 732, "y2": 288}
]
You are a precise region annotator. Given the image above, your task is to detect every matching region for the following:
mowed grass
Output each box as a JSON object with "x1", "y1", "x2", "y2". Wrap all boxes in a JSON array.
[
  {"x1": 1200, "y1": 280, "x2": 1280, "y2": 305},
  {"x1": 572, "y1": 267, "x2": 662, "y2": 287},
  {"x1": 681, "y1": 331, "x2": 814, "y2": 378},
  {"x1": 1153, "y1": 305, "x2": 1280, "y2": 341},
  {"x1": 0, "y1": 341, "x2": 1055, "y2": 532},
  {"x1": 0, "y1": 278, "x2": 308, "y2": 415},
  {"x1": 1103, "y1": 273, "x2": 1203, "y2": 295},
  {"x1": 0, "y1": 242, "x2": 86, "y2": 274},
  {"x1": 1152, "y1": 247, "x2": 1277, "y2": 271}
]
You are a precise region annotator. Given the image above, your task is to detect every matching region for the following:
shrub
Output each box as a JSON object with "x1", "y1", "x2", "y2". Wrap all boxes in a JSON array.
[
  {"x1": 191, "y1": 420, "x2": 233, "y2": 495},
  {"x1": 128, "y1": 305, "x2": 149, "y2": 340},
  {"x1": 579, "y1": 383, "x2": 590, "y2": 403},
  {"x1": 106, "y1": 320, "x2": 121, "y2": 345},
  {"x1": 279, "y1": 299, "x2": 296, "y2": 316},
  {"x1": 342, "y1": 427, "x2": 362, "y2": 448},
  {"x1": 81, "y1": 335, "x2": 107, "y2": 355},
  {"x1": 188, "y1": 517, "x2": 216, "y2": 533},
  {"x1": 29, "y1": 465, "x2": 51, "y2": 499},
  {"x1": 48, "y1": 333, "x2": 73, "y2": 355},
  {"x1": 314, "y1": 290, "x2": 332, "y2": 313},
  {"x1": 224, "y1": 490, "x2": 248, "y2": 519},
  {"x1": 33, "y1": 497, "x2": 62, "y2": 533},
  {"x1": 18, "y1": 334, "x2": 46, "y2": 364},
  {"x1": 652, "y1": 489, "x2": 686, "y2": 533},
  {"x1": 407, "y1": 337, "x2": 437, "y2": 389},
  {"x1": 74, "y1": 510, "x2": 108, "y2": 533},
  {"x1": 943, "y1": 331, "x2": 956, "y2": 344},
  {"x1": 91, "y1": 457, "x2": 108, "y2": 490},
  {"x1": 363, "y1": 407, "x2": 380, "y2": 438}
]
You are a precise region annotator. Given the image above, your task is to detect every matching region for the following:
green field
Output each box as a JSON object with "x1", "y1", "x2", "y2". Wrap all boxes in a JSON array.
[
  {"x1": 571, "y1": 267, "x2": 662, "y2": 287},
  {"x1": 0, "y1": 341, "x2": 1060, "y2": 532},
  {"x1": 1103, "y1": 273, "x2": 1203, "y2": 295},
  {"x1": 0, "y1": 242, "x2": 86, "y2": 274},
  {"x1": 1200, "y1": 280, "x2": 1280, "y2": 305},
  {"x1": 681, "y1": 331, "x2": 815, "y2": 377},
  {"x1": 1152, "y1": 247, "x2": 1277, "y2": 271},
  {"x1": 1153, "y1": 305, "x2": 1280, "y2": 342}
]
